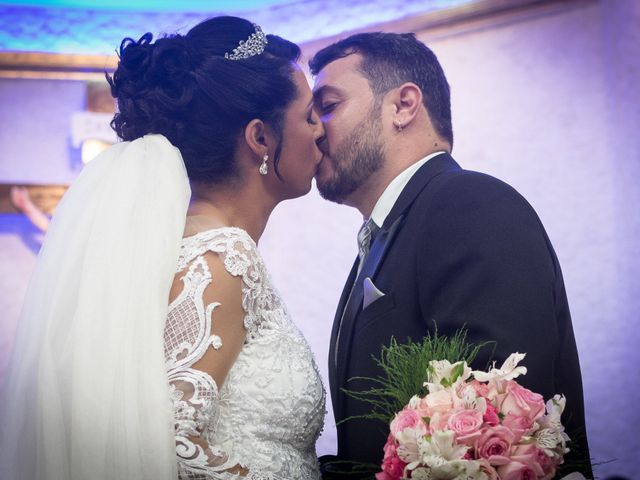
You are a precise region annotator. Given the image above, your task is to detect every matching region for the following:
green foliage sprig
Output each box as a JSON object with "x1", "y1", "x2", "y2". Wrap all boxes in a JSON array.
[{"x1": 340, "y1": 326, "x2": 493, "y2": 426}]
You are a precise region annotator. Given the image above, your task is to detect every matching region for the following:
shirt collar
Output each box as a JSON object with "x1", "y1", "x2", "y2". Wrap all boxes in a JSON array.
[{"x1": 369, "y1": 151, "x2": 446, "y2": 228}]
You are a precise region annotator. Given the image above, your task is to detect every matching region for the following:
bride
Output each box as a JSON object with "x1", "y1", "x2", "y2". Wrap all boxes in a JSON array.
[{"x1": 0, "y1": 16, "x2": 326, "y2": 480}]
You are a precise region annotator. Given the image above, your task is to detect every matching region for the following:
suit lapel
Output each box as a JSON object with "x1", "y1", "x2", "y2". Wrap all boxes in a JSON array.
[
  {"x1": 383, "y1": 153, "x2": 460, "y2": 230},
  {"x1": 328, "y1": 258, "x2": 358, "y2": 413}
]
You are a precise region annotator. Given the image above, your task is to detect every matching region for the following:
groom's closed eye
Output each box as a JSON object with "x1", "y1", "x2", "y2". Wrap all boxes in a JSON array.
[
  {"x1": 314, "y1": 99, "x2": 340, "y2": 122},
  {"x1": 313, "y1": 85, "x2": 343, "y2": 114},
  {"x1": 319, "y1": 102, "x2": 338, "y2": 114}
]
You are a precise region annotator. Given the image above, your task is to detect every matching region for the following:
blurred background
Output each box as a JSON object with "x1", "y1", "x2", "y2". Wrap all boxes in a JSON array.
[{"x1": 0, "y1": 0, "x2": 638, "y2": 477}]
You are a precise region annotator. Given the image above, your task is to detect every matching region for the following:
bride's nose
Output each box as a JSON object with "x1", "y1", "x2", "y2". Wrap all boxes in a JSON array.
[{"x1": 312, "y1": 110, "x2": 325, "y2": 143}]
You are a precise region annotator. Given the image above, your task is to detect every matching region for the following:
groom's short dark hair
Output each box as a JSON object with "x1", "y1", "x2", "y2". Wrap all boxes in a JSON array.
[{"x1": 309, "y1": 32, "x2": 453, "y2": 147}]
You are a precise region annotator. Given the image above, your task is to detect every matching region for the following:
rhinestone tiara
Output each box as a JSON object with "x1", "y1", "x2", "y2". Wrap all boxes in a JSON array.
[{"x1": 224, "y1": 23, "x2": 268, "y2": 60}]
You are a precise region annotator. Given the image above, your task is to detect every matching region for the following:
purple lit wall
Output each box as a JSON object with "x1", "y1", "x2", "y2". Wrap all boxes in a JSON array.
[{"x1": 1, "y1": 1, "x2": 638, "y2": 477}]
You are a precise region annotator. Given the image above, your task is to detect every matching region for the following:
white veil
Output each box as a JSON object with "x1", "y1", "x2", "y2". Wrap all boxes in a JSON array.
[{"x1": 0, "y1": 135, "x2": 190, "y2": 480}]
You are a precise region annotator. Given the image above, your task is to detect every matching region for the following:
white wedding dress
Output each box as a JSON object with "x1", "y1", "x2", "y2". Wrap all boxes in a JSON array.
[{"x1": 164, "y1": 226, "x2": 326, "y2": 479}]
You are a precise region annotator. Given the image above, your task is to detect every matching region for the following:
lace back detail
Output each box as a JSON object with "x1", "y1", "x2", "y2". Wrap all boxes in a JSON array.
[
  {"x1": 175, "y1": 227, "x2": 281, "y2": 338},
  {"x1": 165, "y1": 256, "x2": 222, "y2": 369},
  {"x1": 165, "y1": 227, "x2": 325, "y2": 479}
]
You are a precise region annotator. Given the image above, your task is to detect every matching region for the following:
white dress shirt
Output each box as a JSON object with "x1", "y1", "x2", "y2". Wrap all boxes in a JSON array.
[{"x1": 368, "y1": 151, "x2": 446, "y2": 227}]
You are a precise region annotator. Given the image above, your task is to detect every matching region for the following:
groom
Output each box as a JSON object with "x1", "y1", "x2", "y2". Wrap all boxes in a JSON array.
[{"x1": 310, "y1": 33, "x2": 592, "y2": 477}]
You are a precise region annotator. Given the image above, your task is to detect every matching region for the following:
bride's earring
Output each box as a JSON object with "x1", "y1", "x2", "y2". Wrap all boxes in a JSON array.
[
  {"x1": 394, "y1": 120, "x2": 403, "y2": 132},
  {"x1": 259, "y1": 153, "x2": 269, "y2": 175}
]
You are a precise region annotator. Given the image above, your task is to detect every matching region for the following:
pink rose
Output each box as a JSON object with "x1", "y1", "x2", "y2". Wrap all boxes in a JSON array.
[
  {"x1": 496, "y1": 460, "x2": 538, "y2": 480},
  {"x1": 390, "y1": 408, "x2": 427, "y2": 438},
  {"x1": 502, "y1": 413, "x2": 534, "y2": 443},
  {"x1": 536, "y1": 450, "x2": 557, "y2": 478},
  {"x1": 375, "y1": 472, "x2": 395, "y2": 480},
  {"x1": 382, "y1": 433, "x2": 397, "y2": 458},
  {"x1": 498, "y1": 381, "x2": 545, "y2": 421},
  {"x1": 483, "y1": 403, "x2": 500, "y2": 426},
  {"x1": 474, "y1": 426, "x2": 516, "y2": 464},
  {"x1": 376, "y1": 455, "x2": 406, "y2": 480},
  {"x1": 447, "y1": 408, "x2": 484, "y2": 445},
  {"x1": 425, "y1": 389, "x2": 453, "y2": 414},
  {"x1": 513, "y1": 443, "x2": 555, "y2": 478},
  {"x1": 427, "y1": 411, "x2": 451, "y2": 434},
  {"x1": 410, "y1": 396, "x2": 432, "y2": 418},
  {"x1": 376, "y1": 434, "x2": 406, "y2": 480}
]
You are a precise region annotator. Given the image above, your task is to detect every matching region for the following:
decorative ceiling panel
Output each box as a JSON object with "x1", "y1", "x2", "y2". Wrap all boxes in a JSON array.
[{"x1": 0, "y1": 0, "x2": 477, "y2": 54}]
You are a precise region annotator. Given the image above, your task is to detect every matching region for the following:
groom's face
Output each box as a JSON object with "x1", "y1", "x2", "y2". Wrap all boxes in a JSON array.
[{"x1": 312, "y1": 54, "x2": 385, "y2": 204}]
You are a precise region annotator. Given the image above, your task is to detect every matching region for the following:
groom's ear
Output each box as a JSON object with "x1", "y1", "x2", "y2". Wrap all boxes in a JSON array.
[{"x1": 391, "y1": 82, "x2": 423, "y2": 128}]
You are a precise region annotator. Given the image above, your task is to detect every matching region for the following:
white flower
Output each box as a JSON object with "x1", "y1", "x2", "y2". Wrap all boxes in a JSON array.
[
  {"x1": 535, "y1": 426, "x2": 570, "y2": 457},
  {"x1": 409, "y1": 394, "x2": 426, "y2": 410},
  {"x1": 472, "y1": 352, "x2": 527, "y2": 384},
  {"x1": 420, "y1": 430, "x2": 469, "y2": 463},
  {"x1": 535, "y1": 394, "x2": 570, "y2": 457},
  {"x1": 397, "y1": 428, "x2": 424, "y2": 464},
  {"x1": 539, "y1": 394, "x2": 566, "y2": 429},
  {"x1": 411, "y1": 467, "x2": 433, "y2": 480},
  {"x1": 459, "y1": 385, "x2": 487, "y2": 414},
  {"x1": 424, "y1": 360, "x2": 473, "y2": 392},
  {"x1": 414, "y1": 457, "x2": 485, "y2": 480},
  {"x1": 404, "y1": 432, "x2": 487, "y2": 480},
  {"x1": 431, "y1": 459, "x2": 485, "y2": 480}
]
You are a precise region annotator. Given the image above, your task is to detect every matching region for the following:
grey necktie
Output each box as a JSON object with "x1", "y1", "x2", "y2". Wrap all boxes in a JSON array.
[{"x1": 357, "y1": 218, "x2": 379, "y2": 274}]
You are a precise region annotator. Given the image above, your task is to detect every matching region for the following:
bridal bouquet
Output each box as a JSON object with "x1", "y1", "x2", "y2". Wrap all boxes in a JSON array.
[{"x1": 376, "y1": 353, "x2": 570, "y2": 480}]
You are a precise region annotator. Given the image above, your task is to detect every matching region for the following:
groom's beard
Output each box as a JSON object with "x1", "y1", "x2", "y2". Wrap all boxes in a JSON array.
[{"x1": 316, "y1": 105, "x2": 385, "y2": 204}]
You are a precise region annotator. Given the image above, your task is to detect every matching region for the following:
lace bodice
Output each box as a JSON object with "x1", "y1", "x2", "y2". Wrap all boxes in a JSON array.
[{"x1": 164, "y1": 227, "x2": 325, "y2": 479}]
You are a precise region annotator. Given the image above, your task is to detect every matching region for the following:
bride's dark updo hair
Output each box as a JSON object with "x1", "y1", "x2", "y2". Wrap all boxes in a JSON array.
[{"x1": 107, "y1": 16, "x2": 301, "y2": 184}]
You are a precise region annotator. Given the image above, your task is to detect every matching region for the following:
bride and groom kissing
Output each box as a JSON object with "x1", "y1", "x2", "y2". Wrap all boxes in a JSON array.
[{"x1": 0, "y1": 15, "x2": 591, "y2": 480}]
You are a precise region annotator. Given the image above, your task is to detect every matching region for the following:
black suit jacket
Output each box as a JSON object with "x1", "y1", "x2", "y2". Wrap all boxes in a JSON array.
[{"x1": 326, "y1": 154, "x2": 591, "y2": 477}]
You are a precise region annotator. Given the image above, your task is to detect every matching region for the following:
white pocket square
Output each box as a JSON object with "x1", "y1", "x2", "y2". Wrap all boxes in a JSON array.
[{"x1": 363, "y1": 277, "x2": 385, "y2": 309}]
